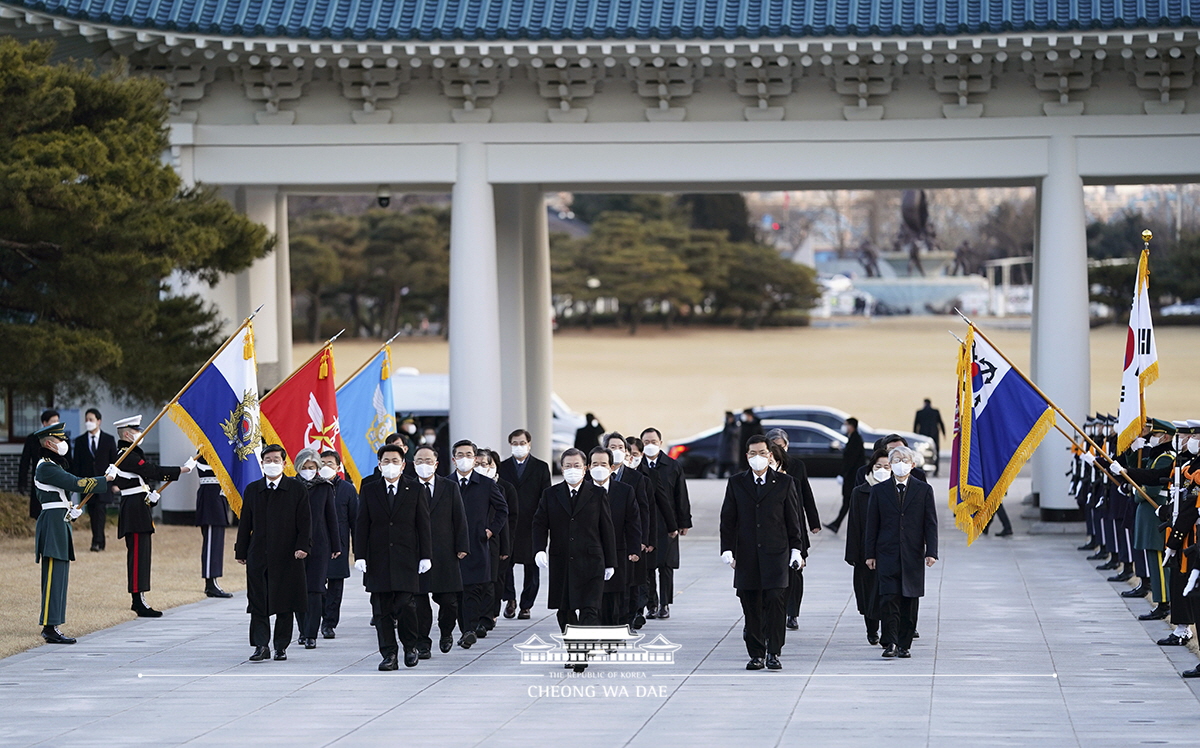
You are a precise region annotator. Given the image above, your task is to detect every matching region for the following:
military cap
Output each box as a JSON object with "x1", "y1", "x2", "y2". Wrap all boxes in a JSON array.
[
  {"x1": 33, "y1": 422, "x2": 68, "y2": 441},
  {"x1": 113, "y1": 415, "x2": 143, "y2": 429},
  {"x1": 1149, "y1": 418, "x2": 1176, "y2": 435}
]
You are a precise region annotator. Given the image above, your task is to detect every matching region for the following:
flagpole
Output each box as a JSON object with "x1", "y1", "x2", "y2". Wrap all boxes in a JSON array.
[
  {"x1": 336, "y1": 331, "x2": 402, "y2": 388},
  {"x1": 261, "y1": 328, "x2": 345, "y2": 403},
  {"x1": 955, "y1": 310, "x2": 1159, "y2": 509}
]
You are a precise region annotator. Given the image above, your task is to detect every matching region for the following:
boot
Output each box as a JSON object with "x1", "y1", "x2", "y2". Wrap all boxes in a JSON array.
[
  {"x1": 205, "y1": 578, "x2": 234, "y2": 599},
  {"x1": 41, "y1": 625, "x2": 76, "y2": 644},
  {"x1": 1137, "y1": 603, "x2": 1171, "y2": 621},
  {"x1": 131, "y1": 593, "x2": 163, "y2": 618},
  {"x1": 1120, "y1": 583, "x2": 1149, "y2": 598}
]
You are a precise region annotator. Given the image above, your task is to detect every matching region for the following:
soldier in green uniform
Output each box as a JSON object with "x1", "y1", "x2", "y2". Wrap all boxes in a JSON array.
[{"x1": 32, "y1": 422, "x2": 109, "y2": 644}]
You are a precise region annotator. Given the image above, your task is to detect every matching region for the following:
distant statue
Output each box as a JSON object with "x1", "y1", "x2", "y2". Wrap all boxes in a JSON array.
[
  {"x1": 892, "y1": 190, "x2": 939, "y2": 277},
  {"x1": 857, "y1": 239, "x2": 881, "y2": 277},
  {"x1": 949, "y1": 240, "x2": 972, "y2": 276}
]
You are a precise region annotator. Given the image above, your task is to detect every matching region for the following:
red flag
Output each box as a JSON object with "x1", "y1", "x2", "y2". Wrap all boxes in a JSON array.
[{"x1": 260, "y1": 345, "x2": 343, "y2": 473}]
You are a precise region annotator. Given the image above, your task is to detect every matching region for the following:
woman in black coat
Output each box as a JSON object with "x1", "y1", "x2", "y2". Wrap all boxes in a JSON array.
[
  {"x1": 845, "y1": 448, "x2": 889, "y2": 646},
  {"x1": 294, "y1": 448, "x2": 341, "y2": 649}
]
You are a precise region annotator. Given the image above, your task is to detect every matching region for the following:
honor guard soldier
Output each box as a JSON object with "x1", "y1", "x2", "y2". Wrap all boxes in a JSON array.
[
  {"x1": 33, "y1": 422, "x2": 108, "y2": 644},
  {"x1": 107, "y1": 415, "x2": 195, "y2": 617},
  {"x1": 194, "y1": 457, "x2": 233, "y2": 598}
]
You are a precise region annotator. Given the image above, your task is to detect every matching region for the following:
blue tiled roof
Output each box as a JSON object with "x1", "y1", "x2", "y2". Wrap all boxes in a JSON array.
[{"x1": 5, "y1": 0, "x2": 1198, "y2": 41}]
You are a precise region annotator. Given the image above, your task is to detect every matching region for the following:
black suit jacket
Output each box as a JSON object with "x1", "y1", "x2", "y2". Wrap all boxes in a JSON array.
[
  {"x1": 355, "y1": 477, "x2": 432, "y2": 594},
  {"x1": 864, "y1": 478, "x2": 938, "y2": 598},
  {"x1": 531, "y1": 481, "x2": 617, "y2": 610},
  {"x1": 73, "y1": 431, "x2": 118, "y2": 504},
  {"x1": 719, "y1": 469, "x2": 802, "y2": 591},
  {"x1": 497, "y1": 455, "x2": 552, "y2": 564}
]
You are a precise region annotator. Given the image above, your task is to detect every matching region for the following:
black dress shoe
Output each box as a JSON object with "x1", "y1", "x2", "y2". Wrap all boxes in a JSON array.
[
  {"x1": 273, "y1": 650, "x2": 287, "y2": 661},
  {"x1": 995, "y1": 529, "x2": 1013, "y2": 537},
  {"x1": 785, "y1": 616, "x2": 799, "y2": 631},
  {"x1": 90, "y1": 544, "x2": 102, "y2": 552},
  {"x1": 658, "y1": 605, "x2": 670, "y2": 619},
  {"x1": 1086, "y1": 551, "x2": 1109, "y2": 561},
  {"x1": 1097, "y1": 559, "x2": 1121, "y2": 570},
  {"x1": 504, "y1": 601, "x2": 517, "y2": 619},
  {"x1": 440, "y1": 636, "x2": 454, "y2": 653},
  {"x1": 459, "y1": 631, "x2": 476, "y2": 649},
  {"x1": 1182, "y1": 665, "x2": 1200, "y2": 679},
  {"x1": 1157, "y1": 632, "x2": 1192, "y2": 646},
  {"x1": 378, "y1": 655, "x2": 398, "y2": 671},
  {"x1": 746, "y1": 657, "x2": 766, "y2": 670},
  {"x1": 646, "y1": 608, "x2": 658, "y2": 620},
  {"x1": 867, "y1": 633, "x2": 880, "y2": 646},
  {"x1": 572, "y1": 663, "x2": 588, "y2": 672},
  {"x1": 131, "y1": 597, "x2": 164, "y2": 618},
  {"x1": 321, "y1": 628, "x2": 336, "y2": 640},
  {"x1": 249, "y1": 646, "x2": 270, "y2": 662},
  {"x1": 1121, "y1": 585, "x2": 1149, "y2": 598},
  {"x1": 417, "y1": 648, "x2": 432, "y2": 660},
  {"x1": 41, "y1": 626, "x2": 76, "y2": 644},
  {"x1": 475, "y1": 626, "x2": 488, "y2": 639},
  {"x1": 1138, "y1": 604, "x2": 1171, "y2": 621},
  {"x1": 882, "y1": 645, "x2": 898, "y2": 658},
  {"x1": 205, "y1": 579, "x2": 234, "y2": 598},
  {"x1": 898, "y1": 648, "x2": 912, "y2": 658},
  {"x1": 1077, "y1": 541, "x2": 1100, "y2": 551},
  {"x1": 1108, "y1": 569, "x2": 1135, "y2": 583},
  {"x1": 824, "y1": 523, "x2": 840, "y2": 534},
  {"x1": 483, "y1": 618, "x2": 496, "y2": 631},
  {"x1": 633, "y1": 614, "x2": 646, "y2": 630},
  {"x1": 517, "y1": 608, "x2": 531, "y2": 620},
  {"x1": 766, "y1": 654, "x2": 782, "y2": 670},
  {"x1": 912, "y1": 631, "x2": 920, "y2": 639},
  {"x1": 404, "y1": 649, "x2": 419, "y2": 667},
  {"x1": 304, "y1": 638, "x2": 316, "y2": 650}
]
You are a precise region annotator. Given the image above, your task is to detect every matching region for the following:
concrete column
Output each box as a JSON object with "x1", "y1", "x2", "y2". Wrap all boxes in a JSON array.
[
  {"x1": 275, "y1": 192, "x2": 294, "y2": 375},
  {"x1": 1031, "y1": 136, "x2": 1089, "y2": 518},
  {"x1": 495, "y1": 185, "x2": 529, "y2": 442},
  {"x1": 448, "y1": 143, "x2": 503, "y2": 449},
  {"x1": 238, "y1": 187, "x2": 282, "y2": 387},
  {"x1": 521, "y1": 186, "x2": 554, "y2": 463}
]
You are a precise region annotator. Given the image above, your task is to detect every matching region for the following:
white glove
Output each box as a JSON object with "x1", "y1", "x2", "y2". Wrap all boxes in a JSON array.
[
  {"x1": 1107, "y1": 461, "x2": 1125, "y2": 476},
  {"x1": 67, "y1": 504, "x2": 83, "y2": 521},
  {"x1": 1080, "y1": 452, "x2": 1096, "y2": 465},
  {"x1": 1184, "y1": 569, "x2": 1200, "y2": 597},
  {"x1": 1131, "y1": 437, "x2": 1147, "y2": 451},
  {"x1": 182, "y1": 457, "x2": 197, "y2": 472},
  {"x1": 146, "y1": 491, "x2": 161, "y2": 506},
  {"x1": 790, "y1": 549, "x2": 804, "y2": 570},
  {"x1": 720, "y1": 550, "x2": 734, "y2": 566},
  {"x1": 535, "y1": 551, "x2": 549, "y2": 569},
  {"x1": 418, "y1": 559, "x2": 432, "y2": 574},
  {"x1": 604, "y1": 567, "x2": 614, "y2": 581},
  {"x1": 1164, "y1": 548, "x2": 1176, "y2": 563},
  {"x1": 104, "y1": 464, "x2": 119, "y2": 481},
  {"x1": 354, "y1": 559, "x2": 367, "y2": 573},
  {"x1": 835, "y1": 475, "x2": 844, "y2": 486}
]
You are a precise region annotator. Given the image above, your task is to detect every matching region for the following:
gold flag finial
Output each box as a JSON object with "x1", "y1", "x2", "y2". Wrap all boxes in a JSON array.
[{"x1": 1142, "y1": 229, "x2": 1153, "y2": 245}]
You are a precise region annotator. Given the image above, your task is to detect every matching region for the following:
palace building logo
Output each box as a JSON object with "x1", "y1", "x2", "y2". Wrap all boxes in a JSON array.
[{"x1": 514, "y1": 625, "x2": 680, "y2": 666}]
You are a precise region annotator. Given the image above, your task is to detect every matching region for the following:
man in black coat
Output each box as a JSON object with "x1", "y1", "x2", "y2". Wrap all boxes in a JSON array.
[
  {"x1": 913, "y1": 399, "x2": 946, "y2": 476},
  {"x1": 411, "y1": 445, "x2": 468, "y2": 658},
  {"x1": 235, "y1": 444, "x2": 311, "y2": 662},
  {"x1": 826, "y1": 417, "x2": 865, "y2": 533},
  {"x1": 574, "y1": 413, "x2": 605, "y2": 451},
  {"x1": 587, "y1": 446, "x2": 641, "y2": 626},
  {"x1": 20, "y1": 409, "x2": 62, "y2": 520},
  {"x1": 640, "y1": 427, "x2": 691, "y2": 620},
  {"x1": 532, "y1": 448, "x2": 617, "y2": 633},
  {"x1": 766, "y1": 428, "x2": 821, "y2": 631},
  {"x1": 354, "y1": 444, "x2": 432, "y2": 670},
  {"x1": 720, "y1": 435, "x2": 804, "y2": 671},
  {"x1": 319, "y1": 450, "x2": 358, "y2": 639},
  {"x1": 846, "y1": 448, "x2": 891, "y2": 646},
  {"x1": 497, "y1": 429, "x2": 552, "y2": 619},
  {"x1": 865, "y1": 446, "x2": 938, "y2": 659},
  {"x1": 193, "y1": 456, "x2": 233, "y2": 598},
  {"x1": 477, "y1": 448, "x2": 516, "y2": 629},
  {"x1": 73, "y1": 408, "x2": 118, "y2": 552},
  {"x1": 611, "y1": 434, "x2": 653, "y2": 628},
  {"x1": 449, "y1": 440, "x2": 508, "y2": 647}
]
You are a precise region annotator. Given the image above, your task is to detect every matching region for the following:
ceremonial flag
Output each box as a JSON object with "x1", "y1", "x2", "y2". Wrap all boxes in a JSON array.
[
  {"x1": 947, "y1": 334, "x2": 969, "y2": 514},
  {"x1": 167, "y1": 321, "x2": 263, "y2": 515},
  {"x1": 1115, "y1": 246, "x2": 1159, "y2": 454},
  {"x1": 951, "y1": 325, "x2": 1056, "y2": 543},
  {"x1": 335, "y1": 346, "x2": 396, "y2": 489},
  {"x1": 260, "y1": 344, "x2": 344, "y2": 474}
]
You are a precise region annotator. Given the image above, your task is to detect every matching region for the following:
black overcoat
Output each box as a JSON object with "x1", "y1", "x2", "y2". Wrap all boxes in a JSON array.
[
  {"x1": 719, "y1": 469, "x2": 802, "y2": 590},
  {"x1": 418, "y1": 476, "x2": 469, "y2": 594},
  {"x1": 644, "y1": 454, "x2": 689, "y2": 567},
  {"x1": 597, "y1": 479, "x2": 640, "y2": 592},
  {"x1": 864, "y1": 478, "x2": 938, "y2": 598},
  {"x1": 497, "y1": 455, "x2": 552, "y2": 564},
  {"x1": 235, "y1": 476, "x2": 312, "y2": 615},
  {"x1": 356, "y1": 478, "x2": 432, "y2": 594},
  {"x1": 493, "y1": 477, "x2": 518, "y2": 582},
  {"x1": 531, "y1": 481, "x2": 617, "y2": 610},
  {"x1": 614, "y1": 463, "x2": 652, "y2": 584},
  {"x1": 843, "y1": 482, "x2": 879, "y2": 619},
  {"x1": 327, "y1": 477, "x2": 358, "y2": 579},
  {"x1": 299, "y1": 479, "x2": 341, "y2": 593},
  {"x1": 456, "y1": 472, "x2": 508, "y2": 586}
]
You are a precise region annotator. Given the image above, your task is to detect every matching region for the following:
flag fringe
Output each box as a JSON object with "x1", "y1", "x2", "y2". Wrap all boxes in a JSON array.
[{"x1": 167, "y1": 403, "x2": 244, "y2": 517}]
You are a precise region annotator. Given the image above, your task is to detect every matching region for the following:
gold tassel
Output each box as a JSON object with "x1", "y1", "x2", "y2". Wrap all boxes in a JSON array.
[
  {"x1": 243, "y1": 325, "x2": 255, "y2": 360},
  {"x1": 319, "y1": 349, "x2": 329, "y2": 380},
  {"x1": 381, "y1": 347, "x2": 391, "y2": 380}
]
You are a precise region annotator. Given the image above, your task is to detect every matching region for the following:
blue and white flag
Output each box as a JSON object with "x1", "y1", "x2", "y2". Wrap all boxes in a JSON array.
[
  {"x1": 336, "y1": 346, "x2": 395, "y2": 489},
  {"x1": 168, "y1": 322, "x2": 263, "y2": 515},
  {"x1": 952, "y1": 325, "x2": 1055, "y2": 543}
]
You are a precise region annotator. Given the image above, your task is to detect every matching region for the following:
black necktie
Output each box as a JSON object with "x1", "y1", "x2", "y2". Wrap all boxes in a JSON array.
[
  {"x1": 516, "y1": 460, "x2": 526, "y2": 478},
  {"x1": 897, "y1": 482, "x2": 906, "y2": 507},
  {"x1": 388, "y1": 484, "x2": 396, "y2": 510},
  {"x1": 90, "y1": 436, "x2": 96, "y2": 456},
  {"x1": 570, "y1": 488, "x2": 578, "y2": 511},
  {"x1": 425, "y1": 482, "x2": 434, "y2": 499},
  {"x1": 461, "y1": 477, "x2": 469, "y2": 490},
  {"x1": 268, "y1": 482, "x2": 276, "y2": 491}
]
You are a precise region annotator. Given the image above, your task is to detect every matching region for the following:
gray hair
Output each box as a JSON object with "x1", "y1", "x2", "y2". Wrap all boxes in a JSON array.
[
  {"x1": 764, "y1": 428, "x2": 789, "y2": 447},
  {"x1": 888, "y1": 445, "x2": 917, "y2": 464},
  {"x1": 295, "y1": 447, "x2": 322, "y2": 471}
]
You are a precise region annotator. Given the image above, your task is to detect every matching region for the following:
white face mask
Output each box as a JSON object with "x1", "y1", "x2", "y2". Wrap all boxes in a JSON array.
[
  {"x1": 298, "y1": 468, "x2": 317, "y2": 482},
  {"x1": 872, "y1": 467, "x2": 892, "y2": 484},
  {"x1": 627, "y1": 456, "x2": 642, "y2": 469},
  {"x1": 1188, "y1": 437, "x2": 1200, "y2": 455},
  {"x1": 403, "y1": 423, "x2": 416, "y2": 435},
  {"x1": 609, "y1": 449, "x2": 626, "y2": 466},
  {"x1": 424, "y1": 433, "x2": 437, "y2": 445},
  {"x1": 455, "y1": 457, "x2": 474, "y2": 474},
  {"x1": 54, "y1": 440, "x2": 69, "y2": 456},
  {"x1": 892, "y1": 462, "x2": 913, "y2": 478},
  {"x1": 84, "y1": 420, "x2": 98, "y2": 432},
  {"x1": 589, "y1": 465, "x2": 611, "y2": 483},
  {"x1": 415, "y1": 463, "x2": 436, "y2": 480},
  {"x1": 562, "y1": 467, "x2": 585, "y2": 486},
  {"x1": 479, "y1": 466, "x2": 497, "y2": 480},
  {"x1": 747, "y1": 455, "x2": 769, "y2": 472},
  {"x1": 262, "y1": 462, "x2": 284, "y2": 478},
  {"x1": 511, "y1": 444, "x2": 530, "y2": 460},
  {"x1": 1149, "y1": 435, "x2": 1165, "y2": 447},
  {"x1": 380, "y1": 463, "x2": 403, "y2": 481},
  {"x1": 643, "y1": 443, "x2": 661, "y2": 459},
  {"x1": 319, "y1": 465, "x2": 338, "y2": 481}
]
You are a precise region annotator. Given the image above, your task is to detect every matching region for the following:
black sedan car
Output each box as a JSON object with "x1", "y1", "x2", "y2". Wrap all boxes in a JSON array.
[{"x1": 667, "y1": 419, "x2": 847, "y2": 479}]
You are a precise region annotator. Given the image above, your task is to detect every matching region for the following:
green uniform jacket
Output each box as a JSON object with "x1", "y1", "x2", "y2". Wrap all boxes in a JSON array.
[
  {"x1": 1131, "y1": 450, "x2": 1175, "y2": 551},
  {"x1": 34, "y1": 457, "x2": 109, "y2": 563}
]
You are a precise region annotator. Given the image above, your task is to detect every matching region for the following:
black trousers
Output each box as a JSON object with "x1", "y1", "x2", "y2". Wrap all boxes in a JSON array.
[
  {"x1": 830, "y1": 481, "x2": 853, "y2": 530},
  {"x1": 517, "y1": 563, "x2": 540, "y2": 610},
  {"x1": 739, "y1": 587, "x2": 787, "y2": 658},
  {"x1": 1169, "y1": 567, "x2": 1194, "y2": 626},
  {"x1": 416, "y1": 592, "x2": 460, "y2": 648},
  {"x1": 786, "y1": 568, "x2": 804, "y2": 618},
  {"x1": 458, "y1": 583, "x2": 489, "y2": 635},
  {"x1": 498, "y1": 557, "x2": 517, "y2": 602},
  {"x1": 296, "y1": 592, "x2": 324, "y2": 640},
  {"x1": 200, "y1": 525, "x2": 225, "y2": 578},
  {"x1": 881, "y1": 594, "x2": 919, "y2": 649},
  {"x1": 601, "y1": 589, "x2": 627, "y2": 626},
  {"x1": 648, "y1": 566, "x2": 674, "y2": 608},
  {"x1": 626, "y1": 583, "x2": 644, "y2": 622},
  {"x1": 87, "y1": 501, "x2": 107, "y2": 549},
  {"x1": 372, "y1": 591, "x2": 418, "y2": 658},
  {"x1": 125, "y1": 532, "x2": 152, "y2": 593},
  {"x1": 322, "y1": 577, "x2": 346, "y2": 631},
  {"x1": 246, "y1": 562, "x2": 295, "y2": 651},
  {"x1": 556, "y1": 605, "x2": 600, "y2": 632},
  {"x1": 983, "y1": 504, "x2": 1012, "y2": 534}
]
